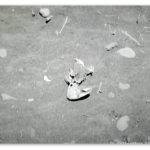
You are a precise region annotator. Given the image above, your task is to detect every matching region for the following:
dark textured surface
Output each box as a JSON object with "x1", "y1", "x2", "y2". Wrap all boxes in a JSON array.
[{"x1": 0, "y1": 6, "x2": 150, "y2": 143}]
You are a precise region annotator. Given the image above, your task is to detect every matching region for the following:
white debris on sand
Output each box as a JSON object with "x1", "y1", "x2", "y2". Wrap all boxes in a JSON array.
[
  {"x1": 44, "y1": 75, "x2": 51, "y2": 82},
  {"x1": 118, "y1": 82, "x2": 130, "y2": 90},
  {"x1": 74, "y1": 58, "x2": 85, "y2": 67},
  {"x1": 31, "y1": 9, "x2": 35, "y2": 17},
  {"x1": 0, "y1": 48, "x2": 7, "y2": 58},
  {"x1": 121, "y1": 30, "x2": 141, "y2": 46},
  {"x1": 116, "y1": 115, "x2": 130, "y2": 131},
  {"x1": 56, "y1": 16, "x2": 68, "y2": 35},
  {"x1": 105, "y1": 42, "x2": 118, "y2": 51},
  {"x1": 27, "y1": 98, "x2": 34, "y2": 102},
  {"x1": 108, "y1": 92, "x2": 115, "y2": 98},
  {"x1": 117, "y1": 47, "x2": 136, "y2": 58},
  {"x1": 39, "y1": 8, "x2": 50, "y2": 18},
  {"x1": 97, "y1": 81, "x2": 103, "y2": 93},
  {"x1": 1, "y1": 93, "x2": 16, "y2": 101}
]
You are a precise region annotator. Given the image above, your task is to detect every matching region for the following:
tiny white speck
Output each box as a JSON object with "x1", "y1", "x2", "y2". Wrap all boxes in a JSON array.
[{"x1": 28, "y1": 98, "x2": 34, "y2": 102}]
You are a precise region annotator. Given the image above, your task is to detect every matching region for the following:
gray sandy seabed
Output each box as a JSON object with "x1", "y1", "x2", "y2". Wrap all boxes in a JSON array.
[{"x1": 0, "y1": 6, "x2": 150, "y2": 144}]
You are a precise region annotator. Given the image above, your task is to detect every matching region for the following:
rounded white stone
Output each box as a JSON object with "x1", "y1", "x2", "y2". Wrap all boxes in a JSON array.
[
  {"x1": 116, "y1": 115, "x2": 130, "y2": 131},
  {"x1": 119, "y1": 82, "x2": 130, "y2": 90},
  {"x1": 117, "y1": 47, "x2": 135, "y2": 58}
]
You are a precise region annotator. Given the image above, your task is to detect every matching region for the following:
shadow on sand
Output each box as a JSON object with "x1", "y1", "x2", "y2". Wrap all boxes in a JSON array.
[{"x1": 67, "y1": 94, "x2": 90, "y2": 102}]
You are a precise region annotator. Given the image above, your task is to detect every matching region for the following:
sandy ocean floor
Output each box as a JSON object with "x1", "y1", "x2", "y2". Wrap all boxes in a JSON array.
[{"x1": 0, "y1": 6, "x2": 150, "y2": 144}]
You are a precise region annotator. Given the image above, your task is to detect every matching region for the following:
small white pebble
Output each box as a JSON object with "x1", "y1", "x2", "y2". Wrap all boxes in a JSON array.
[
  {"x1": 116, "y1": 115, "x2": 130, "y2": 131},
  {"x1": 117, "y1": 47, "x2": 136, "y2": 58},
  {"x1": 0, "y1": 48, "x2": 7, "y2": 58},
  {"x1": 108, "y1": 92, "x2": 115, "y2": 98},
  {"x1": 118, "y1": 82, "x2": 130, "y2": 90},
  {"x1": 44, "y1": 75, "x2": 51, "y2": 82},
  {"x1": 27, "y1": 98, "x2": 34, "y2": 102}
]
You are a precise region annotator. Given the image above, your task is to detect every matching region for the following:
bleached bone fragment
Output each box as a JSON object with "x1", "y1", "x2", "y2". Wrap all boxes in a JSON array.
[
  {"x1": 44, "y1": 75, "x2": 51, "y2": 82},
  {"x1": 1, "y1": 93, "x2": 16, "y2": 101}
]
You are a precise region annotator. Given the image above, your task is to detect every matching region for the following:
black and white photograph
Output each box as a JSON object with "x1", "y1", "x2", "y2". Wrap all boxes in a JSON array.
[{"x1": 0, "y1": 1, "x2": 150, "y2": 145}]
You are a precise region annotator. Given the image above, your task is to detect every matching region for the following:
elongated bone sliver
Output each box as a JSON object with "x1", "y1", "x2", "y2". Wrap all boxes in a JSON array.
[
  {"x1": 56, "y1": 16, "x2": 68, "y2": 35},
  {"x1": 97, "y1": 81, "x2": 102, "y2": 93},
  {"x1": 121, "y1": 30, "x2": 140, "y2": 46},
  {"x1": 1, "y1": 93, "x2": 16, "y2": 101},
  {"x1": 74, "y1": 58, "x2": 85, "y2": 67}
]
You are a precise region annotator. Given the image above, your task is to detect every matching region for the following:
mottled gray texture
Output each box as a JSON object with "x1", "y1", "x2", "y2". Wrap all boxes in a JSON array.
[{"x1": 0, "y1": 6, "x2": 150, "y2": 144}]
